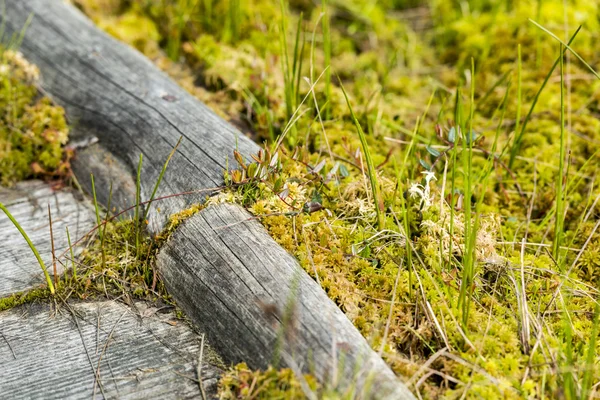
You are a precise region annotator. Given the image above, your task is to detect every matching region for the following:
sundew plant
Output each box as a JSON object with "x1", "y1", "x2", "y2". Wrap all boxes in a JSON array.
[{"x1": 73, "y1": 0, "x2": 600, "y2": 398}]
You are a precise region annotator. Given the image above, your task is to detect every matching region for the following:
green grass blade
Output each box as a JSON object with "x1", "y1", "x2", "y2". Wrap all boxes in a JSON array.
[
  {"x1": 291, "y1": 13, "x2": 302, "y2": 102},
  {"x1": 143, "y1": 137, "x2": 182, "y2": 221},
  {"x1": 0, "y1": 202, "x2": 55, "y2": 294},
  {"x1": 581, "y1": 303, "x2": 600, "y2": 399},
  {"x1": 66, "y1": 226, "x2": 76, "y2": 280},
  {"x1": 562, "y1": 306, "x2": 575, "y2": 398},
  {"x1": 279, "y1": 0, "x2": 291, "y2": 117},
  {"x1": 508, "y1": 26, "x2": 581, "y2": 169},
  {"x1": 553, "y1": 43, "x2": 566, "y2": 265},
  {"x1": 322, "y1": 0, "x2": 331, "y2": 120},
  {"x1": 338, "y1": 77, "x2": 384, "y2": 230},
  {"x1": 100, "y1": 183, "x2": 113, "y2": 270},
  {"x1": 529, "y1": 20, "x2": 600, "y2": 80},
  {"x1": 135, "y1": 153, "x2": 143, "y2": 257},
  {"x1": 294, "y1": 19, "x2": 306, "y2": 108},
  {"x1": 448, "y1": 81, "x2": 462, "y2": 279},
  {"x1": 458, "y1": 57, "x2": 477, "y2": 327},
  {"x1": 91, "y1": 173, "x2": 102, "y2": 241},
  {"x1": 515, "y1": 44, "x2": 522, "y2": 138}
]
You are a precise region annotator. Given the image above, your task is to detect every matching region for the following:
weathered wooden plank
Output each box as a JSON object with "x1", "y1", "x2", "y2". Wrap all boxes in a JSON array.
[
  {"x1": 0, "y1": 181, "x2": 96, "y2": 297},
  {"x1": 3, "y1": 0, "x2": 259, "y2": 234},
  {"x1": 157, "y1": 203, "x2": 415, "y2": 399},
  {"x1": 0, "y1": 300, "x2": 222, "y2": 399}
]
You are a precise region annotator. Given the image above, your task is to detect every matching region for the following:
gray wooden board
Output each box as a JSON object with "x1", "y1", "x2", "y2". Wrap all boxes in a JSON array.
[
  {"x1": 4, "y1": 0, "x2": 260, "y2": 234},
  {"x1": 157, "y1": 203, "x2": 415, "y2": 399},
  {"x1": 0, "y1": 300, "x2": 221, "y2": 399},
  {"x1": 0, "y1": 180, "x2": 96, "y2": 297}
]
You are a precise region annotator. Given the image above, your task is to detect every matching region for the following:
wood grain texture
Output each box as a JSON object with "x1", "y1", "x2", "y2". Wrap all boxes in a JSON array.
[
  {"x1": 0, "y1": 181, "x2": 96, "y2": 297},
  {"x1": 3, "y1": 0, "x2": 259, "y2": 233},
  {"x1": 157, "y1": 203, "x2": 415, "y2": 399},
  {"x1": 0, "y1": 300, "x2": 222, "y2": 399}
]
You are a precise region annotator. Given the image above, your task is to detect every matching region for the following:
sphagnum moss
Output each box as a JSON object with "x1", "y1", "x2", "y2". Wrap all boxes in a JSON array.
[{"x1": 52, "y1": 0, "x2": 600, "y2": 398}]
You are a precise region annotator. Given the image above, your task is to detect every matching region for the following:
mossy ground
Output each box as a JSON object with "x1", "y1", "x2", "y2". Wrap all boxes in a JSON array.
[{"x1": 31, "y1": 0, "x2": 600, "y2": 398}]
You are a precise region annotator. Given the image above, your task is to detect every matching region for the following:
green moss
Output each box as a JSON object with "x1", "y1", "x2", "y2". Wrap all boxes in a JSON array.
[
  {"x1": 218, "y1": 363, "x2": 319, "y2": 400},
  {"x1": 96, "y1": 10, "x2": 162, "y2": 57},
  {"x1": 0, "y1": 49, "x2": 70, "y2": 186},
  {"x1": 0, "y1": 287, "x2": 52, "y2": 312}
]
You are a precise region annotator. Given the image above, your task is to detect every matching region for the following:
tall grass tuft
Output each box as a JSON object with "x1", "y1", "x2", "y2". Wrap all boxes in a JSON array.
[
  {"x1": 508, "y1": 27, "x2": 581, "y2": 169},
  {"x1": 279, "y1": 1, "x2": 305, "y2": 146},
  {"x1": 166, "y1": 0, "x2": 199, "y2": 61}
]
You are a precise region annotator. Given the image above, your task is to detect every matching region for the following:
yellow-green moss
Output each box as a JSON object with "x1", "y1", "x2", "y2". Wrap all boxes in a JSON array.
[
  {"x1": 0, "y1": 49, "x2": 70, "y2": 186},
  {"x1": 218, "y1": 363, "x2": 318, "y2": 400},
  {"x1": 0, "y1": 287, "x2": 52, "y2": 312}
]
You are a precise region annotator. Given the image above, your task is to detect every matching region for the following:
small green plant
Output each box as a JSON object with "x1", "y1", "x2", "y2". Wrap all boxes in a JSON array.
[{"x1": 279, "y1": 1, "x2": 305, "y2": 146}]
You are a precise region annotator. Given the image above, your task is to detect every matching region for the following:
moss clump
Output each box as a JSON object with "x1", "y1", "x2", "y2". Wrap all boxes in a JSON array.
[
  {"x1": 218, "y1": 363, "x2": 318, "y2": 400},
  {"x1": 67, "y1": 217, "x2": 163, "y2": 300},
  {"x1": 0, "y1": 49, "x2": 71, "y2": 186},
  {"x1": 156, "y1": 202, "x2": 205, "y2": 241},
  {"x1": 55, "y1": 201, "x2": 209, "y2": 305},
  {"x1": 0, "y1": 287, "x2": 52, "y2": 312}
]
